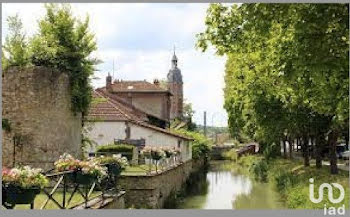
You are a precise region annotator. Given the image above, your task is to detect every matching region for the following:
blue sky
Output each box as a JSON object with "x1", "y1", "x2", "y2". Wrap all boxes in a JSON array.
[{"x1": 2, "y1": 3, "x2": 229, "y2": 127}]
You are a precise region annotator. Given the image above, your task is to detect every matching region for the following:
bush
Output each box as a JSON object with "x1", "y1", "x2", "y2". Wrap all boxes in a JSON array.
[
  {"x1": 237, "y1": 155, "x2": 261, "y2": 167},
  {"x1": 262, "y1": 143, "x2": 280, "y2": 160},
  {"x1": 250, "y1": 159, "x2": 268, "y2": 182},
  {"x1": 192, "y1": 143, "x2": 211, "y2": 160},
  {"x1": 96, "y1": 144, "x2": 134, "y2": 160},
  {"x1": 222, "y1": 149, "x2": 238, "y2": 161},
  {"x1": 174, "y1": 129, "x2": 212, "y2": 160},
  {"x1": 274, "y1": 171, "x2": 298, "y2": 193},
  {"x1": 97, "y1": 144, "x2": 134, "y2": 153}
]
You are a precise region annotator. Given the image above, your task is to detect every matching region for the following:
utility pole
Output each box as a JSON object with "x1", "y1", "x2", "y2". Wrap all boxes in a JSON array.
[{"x1": 204, "y1": 111, "x2": 207, "y2": 136}]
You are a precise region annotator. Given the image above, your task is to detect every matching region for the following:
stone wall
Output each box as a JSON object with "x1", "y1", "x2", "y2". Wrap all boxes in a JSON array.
[
  {"x1": 117, "y1": 159, "x2": 205, "y2": 208},
  {"x1": 2, "y1": 66, "x2": 82, "y2": 169}
]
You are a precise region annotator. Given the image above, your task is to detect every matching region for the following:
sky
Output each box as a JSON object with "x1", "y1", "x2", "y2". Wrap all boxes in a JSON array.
[{"x1": 2, "y1": 3, "x2": 229, "y2": 127}]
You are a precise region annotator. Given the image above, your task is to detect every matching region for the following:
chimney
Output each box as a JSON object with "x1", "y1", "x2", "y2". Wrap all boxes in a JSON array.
[
  {"x1": 153, "y1": 79, "x2": 159, "y2": 86},
  {"x1": 106, "y1": 73, "x2": 112, "y2": 91}
]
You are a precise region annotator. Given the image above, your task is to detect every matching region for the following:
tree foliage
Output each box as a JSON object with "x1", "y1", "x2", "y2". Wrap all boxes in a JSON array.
[
  {"x1": 197, "y1": 3, "x2": 349, "y2": 174},
  {"x1": 2, "y1": 4, "x2": 100, "y2": 117},
  {"x1": 30, "y1": 4, "x2": 100, "y2": 116},
  {"x1": 2, "y1": 14, "x2": 30, "y2": 70},
  {"x1": 175, "y1": 129, "x2": 212, "y2": 160}
]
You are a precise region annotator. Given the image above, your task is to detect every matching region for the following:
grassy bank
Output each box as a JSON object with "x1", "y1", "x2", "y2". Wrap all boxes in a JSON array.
[{"x1": 236, "y1": 155, "x2": 349, "y2": 209}]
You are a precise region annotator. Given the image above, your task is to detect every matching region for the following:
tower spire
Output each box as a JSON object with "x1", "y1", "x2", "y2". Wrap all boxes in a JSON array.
[{"x1": 171, "y1": 46, "x2": 178, "y2": 68}]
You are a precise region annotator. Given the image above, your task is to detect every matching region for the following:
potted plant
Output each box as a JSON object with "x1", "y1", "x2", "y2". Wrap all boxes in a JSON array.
[
  {"x1": 141, "y1": 146, "x2": 165, "y2": 161},
  {"x1": 141, "y1": 146, "x2": 165, "y2": 172},
  {"x1": 161, "y1": 146, "x2": 176, "y2": 158},
  {"x1": 94, "y1": 154, "x2": 128, "y2": 177},
  {"x1": 154, "y1": 147, "x2": 166, "y2": 161},
  {"x1": 140, "y1": 146, "x2": 152, "y2": 158},
  {"x1": 54, "y1": 153, "x2": 107, "y2": 185},
  {"x1": 2, "y1": 166, "x2": 49, "y2": 207}
]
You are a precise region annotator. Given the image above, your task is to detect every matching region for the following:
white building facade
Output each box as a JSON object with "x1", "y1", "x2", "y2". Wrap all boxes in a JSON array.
[{"x1": 85, "y1": 91, "x2": 192, "y2": 162}]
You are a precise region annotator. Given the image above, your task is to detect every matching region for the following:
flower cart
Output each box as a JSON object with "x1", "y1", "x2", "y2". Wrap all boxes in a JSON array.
[
  {"x1": 53, "y1": 153, "x2": 107, "y2": 208},
  {"x1": 54, "y1": 153, "x2": 107, "y2": 185}
]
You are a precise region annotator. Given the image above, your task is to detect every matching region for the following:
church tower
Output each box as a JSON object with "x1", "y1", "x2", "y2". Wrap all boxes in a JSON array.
[{"x1": 167, "y1": 50, "x2": 183, "y2": 120}]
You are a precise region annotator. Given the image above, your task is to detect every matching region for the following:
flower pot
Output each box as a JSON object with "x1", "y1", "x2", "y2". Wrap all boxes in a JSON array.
[
  {"x1": 152, "y1": 154, "x2": 162, "y2": 161},
  {"x1": 66, "y1": 171, "x2": 97, "y2": 185},
  {"x1": 2, "y1": 185, "x2": 40, "y2": 205},
  {"x1": 165, "y1": 152, "x2": 172, "y2": 158}
]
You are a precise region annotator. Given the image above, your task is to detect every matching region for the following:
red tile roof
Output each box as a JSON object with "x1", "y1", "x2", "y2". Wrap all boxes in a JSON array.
[
  {"x1": 87, "y1": 91, "x2": 148, "y2": 122},
  {"x1": 108, "y1": 80, "x2": 171, "y2": 94},
  {"x1": 94, "y1": 88, "x2": 169, "y2": 122},
  {"x1": 86, "y1": 90, "x2": 192, "y2": 141}
]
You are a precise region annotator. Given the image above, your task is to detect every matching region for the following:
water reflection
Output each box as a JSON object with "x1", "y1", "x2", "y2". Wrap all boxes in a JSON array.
[{"x1": 177, "y1": 161, "x2": 285, "y2": 209}]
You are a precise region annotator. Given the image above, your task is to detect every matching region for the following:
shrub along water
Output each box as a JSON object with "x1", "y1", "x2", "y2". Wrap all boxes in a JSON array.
[
  {"x1": 249, "y1": 159, "x2": 268, "y2": 182},
  {"x1": 237, "y1": 155, "x2": 349, "y2": 209},
  {"x1": 222, "y1": 149, "x2": 238, "y2": 162}
]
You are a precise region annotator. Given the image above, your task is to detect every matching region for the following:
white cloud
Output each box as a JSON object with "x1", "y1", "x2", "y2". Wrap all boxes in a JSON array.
[{"x1": 2, "y1": 3, "x2": 228, "y2": 127}]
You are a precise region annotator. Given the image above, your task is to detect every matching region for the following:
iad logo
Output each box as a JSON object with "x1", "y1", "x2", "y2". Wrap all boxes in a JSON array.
[{"x1": 309, "y1": 178, "x2": 346, "y2": 215}]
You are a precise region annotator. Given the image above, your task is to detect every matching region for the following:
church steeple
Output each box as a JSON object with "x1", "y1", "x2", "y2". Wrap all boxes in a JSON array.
[
  {"x1": 167, "y1": 48, "x2": 183, "y2": 120},
  {"x1": 171, "y1": 46, "x2": 178, "y2": 69},
  {"x1": 168, "y1": 48, "x2": 182, "y2": 84}
]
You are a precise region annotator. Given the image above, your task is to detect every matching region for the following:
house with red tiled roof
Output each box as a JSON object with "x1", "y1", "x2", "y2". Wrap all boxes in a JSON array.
[
  {"x1": 98, "y1": 77, "x2": 172, "y2": 128},
  {"x1": 84, "y1": 90, "x2": 193, "y2": 162},
  {"x1": 97, "y1": 51, "x2": 184, "y2": 128}
]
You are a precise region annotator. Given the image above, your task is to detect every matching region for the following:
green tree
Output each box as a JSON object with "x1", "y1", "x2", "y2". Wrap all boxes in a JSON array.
[
  {"x1": 183, "y1": 100, "x2": 196, "y2": 131},
  {"x1": 30, "y1": 3, "x2": 100, "y2": 116},
  {"x1": 197, "y1": 3, "x2": 349, "y2": 174},
  {"x1": 2, "y1": 14, "x2": 30, "y2": 70}
]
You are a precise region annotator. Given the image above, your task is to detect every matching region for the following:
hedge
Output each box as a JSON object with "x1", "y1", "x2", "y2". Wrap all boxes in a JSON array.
[{"x1": 96, "y1": 144, "x2": 134, "y2": 160}]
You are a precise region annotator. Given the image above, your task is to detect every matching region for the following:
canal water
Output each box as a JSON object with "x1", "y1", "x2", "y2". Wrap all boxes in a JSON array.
[{"x1": 176, "y1": 161, "x2": 285, "y2": 209}]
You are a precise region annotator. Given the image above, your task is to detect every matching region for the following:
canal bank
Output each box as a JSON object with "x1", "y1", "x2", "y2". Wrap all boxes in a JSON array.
[
  {"x1": 173, "y1": 160, "x2": 286, "y2": 209},
  {"x1": 117, "y1": 158, "x2": 207, "y2": 208}
]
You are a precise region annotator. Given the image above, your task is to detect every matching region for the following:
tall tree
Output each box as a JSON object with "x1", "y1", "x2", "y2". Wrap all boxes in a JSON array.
[
  {"x1": 2, "y1": 14, "x2": 30, "y2": 70},
  {"x1": 197, "y1": 3, "x2": 349, "y2": 174},
  {"x1": 30, "y1": 3, "x2": 100, "y2": 117}
]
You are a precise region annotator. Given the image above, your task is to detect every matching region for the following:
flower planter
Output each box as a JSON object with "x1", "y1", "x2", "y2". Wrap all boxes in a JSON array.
[
  {"x1": 165, "y1": 152, "x2": 172, "y2": 158},
  {"x1": 152, "y1": 154, "x2": 162, "y2": 161},
  {"x1": 66, "y1": 171, "x2": 97, "y2": 185},
  {"x1": 2, "y1": 185, "x2": 40, "y2": 205}
]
